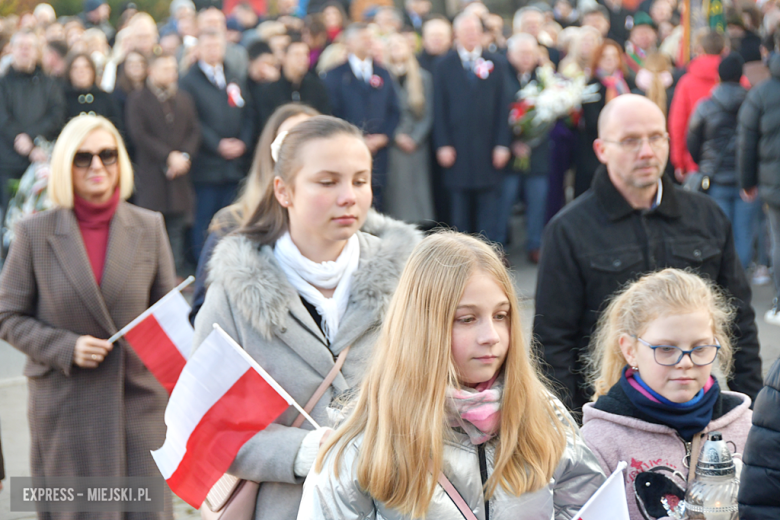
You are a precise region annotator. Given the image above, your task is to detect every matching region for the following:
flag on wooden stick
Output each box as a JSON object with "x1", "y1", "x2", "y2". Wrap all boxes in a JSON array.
[
  {"x1": 151, "y1": 324, "x2": 318, "y2": 508},
  {"x1": 109, "y1": 276, "x2": 194, "y2": 393}
]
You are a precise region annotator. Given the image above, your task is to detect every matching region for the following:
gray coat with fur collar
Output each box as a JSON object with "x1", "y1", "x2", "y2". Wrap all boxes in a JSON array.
[{"x1": 193, "y1": 211, "x2": 421, "y2": 520}]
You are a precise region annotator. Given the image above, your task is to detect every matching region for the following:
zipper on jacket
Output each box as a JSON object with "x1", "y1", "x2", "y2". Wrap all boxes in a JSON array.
[
  {"x1": 673, "y1": 431, "x2": 695, "y2": 473},
  {"x1": 478, "y1": 444, "x2": 489, "y2": 520},
  {"x1": 682, "y1": 437, "x2": 692, "y2": 470}
]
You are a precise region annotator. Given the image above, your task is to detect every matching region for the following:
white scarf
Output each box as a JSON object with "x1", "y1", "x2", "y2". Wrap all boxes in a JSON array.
[{"x1": 273, "y1": 232, "x2": 361, "y2": 343}]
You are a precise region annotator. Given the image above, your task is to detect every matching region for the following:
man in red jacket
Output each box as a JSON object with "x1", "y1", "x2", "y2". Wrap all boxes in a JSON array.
[{"x1": 669, "y1": 29, "x2": 726, "y2": 180}]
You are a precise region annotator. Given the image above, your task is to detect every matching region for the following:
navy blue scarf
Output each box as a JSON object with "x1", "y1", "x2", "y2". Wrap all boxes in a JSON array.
[{"x1": 618, "y1": 367, "x2": 719, "y2": 441}]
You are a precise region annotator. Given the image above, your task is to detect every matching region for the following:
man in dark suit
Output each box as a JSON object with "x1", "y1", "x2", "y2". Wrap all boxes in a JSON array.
[
  {"x1": 433, "y1": 13, "x2": 511, "y2": 240},
  {"x1": 323, "y1": 23, "x2": 400, "y2": 211},
  {"x1": 179, "y1": 28, "x2": 253, "y2": 259},
  {"x1": 258, "y1": 38, "x2": 331, "y2": 126},
  {"x1": 418, "y1": 17, "x2": 451, "y2": 74},
  {"x1": 197, "y1": 8, "x2": 249, "y2": 84}
]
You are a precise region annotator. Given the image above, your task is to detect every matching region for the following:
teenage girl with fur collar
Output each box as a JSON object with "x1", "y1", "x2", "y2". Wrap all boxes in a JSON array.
[
  {"x1": 193, "y1": 116, "x2": 421, "y2": 520},
  {"x1": 581, "y1": 269, "x2": 753, "y2": 520}
]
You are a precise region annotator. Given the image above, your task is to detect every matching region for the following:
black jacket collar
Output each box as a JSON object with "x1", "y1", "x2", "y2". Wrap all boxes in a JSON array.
[{"x1": 592, "y1": 165, "x2": 682, "y2": 221}]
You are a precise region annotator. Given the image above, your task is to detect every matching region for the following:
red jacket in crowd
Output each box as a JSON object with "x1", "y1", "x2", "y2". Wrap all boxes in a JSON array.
[{"x1": 669, "y1": 54, "x2": 722, "y2": 173}]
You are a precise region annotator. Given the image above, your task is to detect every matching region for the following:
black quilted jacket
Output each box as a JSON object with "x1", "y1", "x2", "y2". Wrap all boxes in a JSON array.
[{"x1": 739, "y1": 357, "x2": 780, "y2": 519}]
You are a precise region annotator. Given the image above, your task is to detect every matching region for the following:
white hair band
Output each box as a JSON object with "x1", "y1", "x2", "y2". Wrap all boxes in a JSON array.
[{"x1": 270, "y1": 130, "x2": 289, "y2": 163}]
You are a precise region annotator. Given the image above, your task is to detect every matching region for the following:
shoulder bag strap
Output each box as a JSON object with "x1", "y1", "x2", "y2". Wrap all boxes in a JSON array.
[
  {"x1": 291, "y1": 345, "x2": 352, "y2": 428},
  {"x1": 437, "y1": 470, "x2": 480, "y2": 520}
]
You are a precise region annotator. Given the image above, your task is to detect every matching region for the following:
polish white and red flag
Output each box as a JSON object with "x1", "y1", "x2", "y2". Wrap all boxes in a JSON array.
[
  {"x1": 151, "y1": 325, "x2": 316, "y2": 509},
  {"x1": 572, "y1": 461, "x2": 629, "y2": 520},
  {"x1": 109, "y1": 276, "x2": 195, "y2": 393}
]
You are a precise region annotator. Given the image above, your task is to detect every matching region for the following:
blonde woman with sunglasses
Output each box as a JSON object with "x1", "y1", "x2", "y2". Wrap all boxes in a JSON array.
[{"x1": 0, "y1": 114, "x2": 176, "y2": 520}]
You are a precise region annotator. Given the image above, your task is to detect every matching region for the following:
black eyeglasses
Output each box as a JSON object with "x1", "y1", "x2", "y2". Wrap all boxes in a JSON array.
[
  {"x1": 633, "y1": 336, "x2": 720, "y2": 367},
  {"x1": 73, "y1": 148, "x2": 119, "y2": 168}
]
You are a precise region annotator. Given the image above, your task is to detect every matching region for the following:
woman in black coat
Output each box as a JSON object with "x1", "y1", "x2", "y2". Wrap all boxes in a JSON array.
[{"x1": 64, "y1": 52, "x2": 124, "y2": 135}]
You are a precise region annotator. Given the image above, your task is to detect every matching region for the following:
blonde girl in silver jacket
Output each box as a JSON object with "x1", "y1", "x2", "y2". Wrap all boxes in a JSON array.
[{"x1": 298, "y1": 232, "x2": 606, "y2": 520}]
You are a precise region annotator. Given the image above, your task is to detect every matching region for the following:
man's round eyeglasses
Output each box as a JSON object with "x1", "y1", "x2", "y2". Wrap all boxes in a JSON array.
[
  {"x1": 602, "y1": 134, "x2": 670, "y2": 153},
  {"x1": 633, "y1": 336, "x2": 720, "y2": 366}
]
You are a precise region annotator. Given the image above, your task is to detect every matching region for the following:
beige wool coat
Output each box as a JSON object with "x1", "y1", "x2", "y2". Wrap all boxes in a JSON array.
[{"x1": 0, "y1": 203, "x2": 176, "y2": 520}]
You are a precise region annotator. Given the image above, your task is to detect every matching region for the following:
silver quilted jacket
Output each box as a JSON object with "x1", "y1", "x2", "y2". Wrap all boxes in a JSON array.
[{"x1": 298, "y1": 418, "x2": 606, "y2": 519}]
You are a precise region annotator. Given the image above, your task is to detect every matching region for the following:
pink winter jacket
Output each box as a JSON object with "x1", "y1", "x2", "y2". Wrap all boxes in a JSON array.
[{"x1": 581, "y1": 391, "x2": 752, "y2": 520}]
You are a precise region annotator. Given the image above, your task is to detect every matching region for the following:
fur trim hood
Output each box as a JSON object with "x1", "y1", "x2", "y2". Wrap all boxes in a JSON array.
[{"x1": 207, "y1": 210, "x2": 422, "y2": 339}]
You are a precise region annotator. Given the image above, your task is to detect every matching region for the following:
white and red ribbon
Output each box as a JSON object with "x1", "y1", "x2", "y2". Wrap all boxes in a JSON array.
[{"x1": 226, "y1": 82, "x2": 245, "y2": 107}]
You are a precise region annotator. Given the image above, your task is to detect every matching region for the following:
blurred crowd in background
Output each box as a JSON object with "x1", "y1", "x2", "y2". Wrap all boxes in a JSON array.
[{"x1": 0, "y1": 0, "x2": 778, "y2": 276}]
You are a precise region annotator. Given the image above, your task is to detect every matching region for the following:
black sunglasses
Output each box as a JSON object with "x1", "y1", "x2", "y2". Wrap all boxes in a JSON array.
[{"x1": 73, "y1": 148, "x2": 119, "y2": 168}]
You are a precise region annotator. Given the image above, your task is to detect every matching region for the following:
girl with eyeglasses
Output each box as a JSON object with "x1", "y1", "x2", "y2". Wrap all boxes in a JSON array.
[{"x1": 581, "y1": 268, "x2": 753, "y2": 520}]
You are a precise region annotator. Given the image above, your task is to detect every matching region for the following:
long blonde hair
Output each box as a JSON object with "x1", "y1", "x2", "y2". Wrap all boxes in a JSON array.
[
  {"x1": 587, "y1": 268, "x2": 735, "y2": 400},
  {"x1": 316, "y1": 232, "x2": 570, "y2": 517},
  {"x1": 642, "y1": 52, "x2": 672, "y2": 117},
  {"x1": 49, "y1": 114, "x2": 134, "y2": 208},
  {"x1": 403, "y1": 54, "x2": 426, "y2": 119},
  {"x1": 388, "y1": 34, "x2": 426, "y2": 119}
]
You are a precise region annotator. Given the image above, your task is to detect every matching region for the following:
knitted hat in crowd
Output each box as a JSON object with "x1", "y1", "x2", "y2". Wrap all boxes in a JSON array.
[
  {"x1": 632, "y1": 11, "x2": 657, "y2": 31},
  {"x1": 719, "y1": 52, "x2": 745, "y2": 82},
  {"x1": 84, "y1": 0, "x2": 106, "y2": 13}
]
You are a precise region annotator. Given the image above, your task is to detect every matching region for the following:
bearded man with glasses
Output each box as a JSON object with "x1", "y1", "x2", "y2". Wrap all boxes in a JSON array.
[{"x1": 534, "y1": 94, "x2": 762, "y2": 417}]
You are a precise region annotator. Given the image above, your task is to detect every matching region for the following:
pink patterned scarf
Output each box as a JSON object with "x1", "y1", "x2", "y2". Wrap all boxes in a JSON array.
[
  {"x1": 446, "y1": 374, "x2": 503, "y2": 445},
  {"x1": 596, "y1": 68, "x2": 630, "y2": 104}
]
